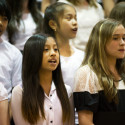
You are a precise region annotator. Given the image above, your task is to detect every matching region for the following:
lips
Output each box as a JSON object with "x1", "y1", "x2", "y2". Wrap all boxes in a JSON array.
[
  {"x1": 48, "y1": 59, "x2": 57, "y2": 64},
  {"x1": 72, "y1": 28, "x2": 77, "y2": 32},
  {"x1": 118, "y1": 49, "x2": 125, "y2": 51}
]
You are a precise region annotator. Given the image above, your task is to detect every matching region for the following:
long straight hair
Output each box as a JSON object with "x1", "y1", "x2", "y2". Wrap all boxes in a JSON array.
[
  {"x1": 22, "y1": 34, "x2": 71, "y2": 124},
  {"x1": 83, "y1": 19, "x2": 125, "y2": 103},
  {"x1": 6, "y1": 0, "x2": 43, "y2": 44}
]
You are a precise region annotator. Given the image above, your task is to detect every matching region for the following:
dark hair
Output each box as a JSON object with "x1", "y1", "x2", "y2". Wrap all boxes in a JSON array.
[
  {"x1": 0, "y1": 0, "x2": 11, "y2": 22},
  {"x1": 22, "y1": 33, "x2": 71, "y2": 124},
  {"x1": 43, "y1": 2, "x2": 74, "y2": 37},
  {"x1": 6, "y1": 0, "x2": 43, "y2": 44},
  {"x1": 109, "y1": 2, "x2": 125, "y2": 27}
]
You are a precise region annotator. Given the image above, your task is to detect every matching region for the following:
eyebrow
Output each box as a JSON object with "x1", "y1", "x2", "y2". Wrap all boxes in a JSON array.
[{"x1": 45, "y1": 44, "x2": 57, "y2": 46}]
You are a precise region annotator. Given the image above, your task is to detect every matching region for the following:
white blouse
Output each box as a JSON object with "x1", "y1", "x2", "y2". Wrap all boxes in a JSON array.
[{"x1": 11, "y1": 82, "x2": 74, "y2": 125}]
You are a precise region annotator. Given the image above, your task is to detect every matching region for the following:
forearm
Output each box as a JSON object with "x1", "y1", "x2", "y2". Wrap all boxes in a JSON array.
[
  {"x1": 0, "y1": 100, "x2": 10, "y2": 125},
  {"x1": 78, "y1": 110, "x2": 94, "y2": 125}
]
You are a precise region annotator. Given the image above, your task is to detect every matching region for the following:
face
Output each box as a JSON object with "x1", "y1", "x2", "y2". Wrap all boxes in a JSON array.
[
  {"x1": 0, "y1": 15, "x2": 8, "y2": 36},
  {"x1": 105, "y1": 24, "x2": 125, "y2": 60},
  {"x1": 56, "y1": 6, "x2": 78, "y2": 40},
  {"x1": 41, "y1": 37, "x2": 59, "y2": 72}
]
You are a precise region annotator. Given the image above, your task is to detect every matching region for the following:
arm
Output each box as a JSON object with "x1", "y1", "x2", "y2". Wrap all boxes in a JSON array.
[
  {"x1": 11, "y1": 50, "x2": 22, "y2": 88},
  {"x1": 0, "y1": 100, "x2": 10, "y2": 125},
  {"x1": 102, "y1": 0, "x2": 115, "y2": 17},
  {"x1": 78, "y1": 110, "x2": 94, "y2": 125},
  {"x1": 41, "y1": 0, "x2": 56, "y2": 13}
]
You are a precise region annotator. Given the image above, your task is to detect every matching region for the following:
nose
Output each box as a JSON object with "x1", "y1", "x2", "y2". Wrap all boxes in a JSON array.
[
  {"x1": 120, "y1": 38, "x2": 125, "y2": 45},
  {"x1": 50, "y1": 49, "x2": 56, "y2": 56},
  {"x1": 72, "y1": 18, "x2": 77, "y2": 25}
]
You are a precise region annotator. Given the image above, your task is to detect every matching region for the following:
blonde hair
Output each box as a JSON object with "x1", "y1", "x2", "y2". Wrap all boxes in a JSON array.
[{"x1": 83, "y1": 19, "x2": 125, "y2": 103}]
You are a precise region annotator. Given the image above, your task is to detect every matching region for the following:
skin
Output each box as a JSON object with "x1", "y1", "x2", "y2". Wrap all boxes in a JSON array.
[
  {"x1": 23, "y1": 0, "x2": 29, "y2": 13},
  {"x1": 0, "y1": 100, "x2": 10, "y2": 125},
  {"x1": 0, "y1": 15, "x2": 8, "y2": 36},
  {"x1": 106, "y1": 25, "x2": 125, "y2": 60},
  {"x1": 102, "y1": 0, "x2": 115, "y2": 17},
  {"x1": 50, "y1": 6, "x2": 78, "y2": 57},
  {"x1": 106, "y1": 24, "x2": 125, "y2": 81},
  {"x1": 39, "y1": 37, "x2": 59, "y2": 96}
]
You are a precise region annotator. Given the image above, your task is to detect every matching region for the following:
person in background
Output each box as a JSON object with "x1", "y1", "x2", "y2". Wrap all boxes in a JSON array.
[
  {"x1": 43, "y1": 2, "x2": 84, "y2": 124},
  {"x1": 109, "y1": 1, "x2": 125, "y2": 27},
  {"x1": 11, "y1": 34, "x2": 74, "y2": 125},
  {"x1": 73, "y1": 18, "x2": 125, "y2": 125},
  {"x1": 2, "y1": 0, "x2": 43, "y2": 52},
  {"x1": 58, "y1": 0, "x2": 104, "y2": 52},
  {"x1": 102, "y1": 0, "x2": 115, "y2": 17},
  {"x1": 0, "y1": 83, "x2": 10, "y2": 125},
  {"x1": 41, "y1": 0, "x2": 57, "y2": 13},
  {"x1": 0, "y1": 0, "x2": 22, "y2": 105}
]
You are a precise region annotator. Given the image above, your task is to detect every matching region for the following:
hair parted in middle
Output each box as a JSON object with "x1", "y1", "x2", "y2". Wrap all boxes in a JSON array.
[
  {"x1": 43, "y1": 2, "x2": 75, "y2": 38},
  {"x1": 22, "y1": 33, "x2": 71, "y2": 124},
  {"x1": 82, "y1": 18, "x2": 125, "y2": 103}
]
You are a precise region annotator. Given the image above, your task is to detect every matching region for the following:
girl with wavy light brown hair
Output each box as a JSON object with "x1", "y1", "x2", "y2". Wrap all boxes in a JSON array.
[{"x1": 74, "y1": 18, "x2": 125, "y2": 125}]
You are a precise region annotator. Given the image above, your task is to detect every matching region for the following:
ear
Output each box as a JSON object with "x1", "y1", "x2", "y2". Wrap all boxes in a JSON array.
[{"x1": 49, "y1": 20, "x2": 57, "y2": 31}]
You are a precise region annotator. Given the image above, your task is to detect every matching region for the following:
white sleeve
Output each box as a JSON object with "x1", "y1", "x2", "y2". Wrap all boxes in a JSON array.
[
  {"x1": 74, "y1": 65, "x2": 102, "y2": 94},
  {"x1": 11, "y1": 50, "x2": 22, "y2": 87},
  {"x1": 11, "y1": 85, "x2": 29, "y2": 125}
]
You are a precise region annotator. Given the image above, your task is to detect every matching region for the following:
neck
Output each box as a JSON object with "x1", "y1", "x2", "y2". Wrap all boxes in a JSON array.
[
  {"x1": 107, "y1": 58, "x2": 121, "y2": 81},
  {"x1": 39, "y1": 70, "x2": 52, "y2": 96},
  {"x1": 23, "y1": 1, "x2": 29, "y2": 13},
  {"x1": 55, "y1": 34, "x2": 74, "y2": 57}
]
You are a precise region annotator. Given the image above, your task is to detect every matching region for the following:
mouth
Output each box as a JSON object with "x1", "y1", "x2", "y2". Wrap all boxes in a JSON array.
[
  {"x1": 72, "y1": 28, "x2": 77, "y2": 32},
  {"x1": 48, "y1": 59, "x2": 57, "y2": 64},
  {"x1": 119, "y1": 49, "x2": 125, "y2": 52}
]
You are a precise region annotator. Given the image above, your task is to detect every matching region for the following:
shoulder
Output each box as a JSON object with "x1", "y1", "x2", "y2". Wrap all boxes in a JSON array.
[
  {"x1": 64, "y1": 84, "x2": 72, "y2": 98},
  {"x1": 95, "y1": 2, "x2": 104, "y2": 11},
  {"x1": 2, "y1": 41, "x2": 22, "y2": 56},
  {"x1": 12, "y1": 84, "x2": 23, "y2": 96},
  {"x1": 74, "y1": 65, "x2": 101, "y2": 93}
]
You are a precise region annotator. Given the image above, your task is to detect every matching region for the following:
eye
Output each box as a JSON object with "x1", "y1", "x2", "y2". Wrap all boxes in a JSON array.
[
  {"x1": 122, "y1": 37, "x2": 125, "y2": 41},
  {"x1": 3, "y1": 16, "x2": 8, "y2": 21},
  {"x1": 66, "y1": 16, "x2": 72, "y2": 20},
  {"x1": 112, "y1": 37, "x2": 118, "y2": 40},
  {"x1": 54, "y1": 48, "x2": 58, "y2": 51},
  {"x1": 44, "y1": 48, "x2": 49, "y2": 51}
]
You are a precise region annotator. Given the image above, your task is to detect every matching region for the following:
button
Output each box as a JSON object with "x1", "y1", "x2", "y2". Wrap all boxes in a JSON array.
[
  {"x1": 50, "y1": 121, "x2": 53, "y2": 123},
  {"x1": 50, "y1": 107, "x2": 52, "y2": 110}
]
